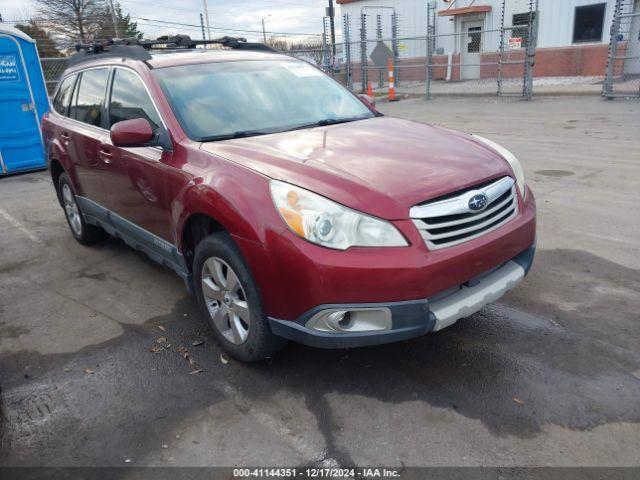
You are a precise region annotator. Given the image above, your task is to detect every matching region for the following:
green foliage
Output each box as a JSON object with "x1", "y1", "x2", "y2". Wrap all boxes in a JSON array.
[{"x1": 96, "y1": 3, "x2": 144, "y2": 40}]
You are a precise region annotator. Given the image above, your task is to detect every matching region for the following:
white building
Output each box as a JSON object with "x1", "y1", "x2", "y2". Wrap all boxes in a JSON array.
[{"x1": 338, "y1": 0, "x2": 639, "y2": 79}]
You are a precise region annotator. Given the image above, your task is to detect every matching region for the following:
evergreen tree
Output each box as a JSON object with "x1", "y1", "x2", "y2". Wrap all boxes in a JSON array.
[{"x1": 96, "y1": 3, "x2": 143, "y2": 40}]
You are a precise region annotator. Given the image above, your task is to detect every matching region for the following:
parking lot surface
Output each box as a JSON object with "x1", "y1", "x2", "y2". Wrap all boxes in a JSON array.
[{"x1": 1, "y1": 96, "x2": 639, "y2": 468}]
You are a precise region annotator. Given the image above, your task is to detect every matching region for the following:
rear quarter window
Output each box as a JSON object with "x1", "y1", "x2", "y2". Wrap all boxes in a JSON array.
[{"x1": 52, "y1": 74, "x2": 77, "y2": 116}]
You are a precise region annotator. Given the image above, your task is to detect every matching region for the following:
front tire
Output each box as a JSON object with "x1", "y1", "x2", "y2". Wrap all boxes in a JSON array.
[
  {"x1": 194, "y1": 233, "x2": 286, "y2": 362},
  {"x1": 58, "y1": 172, "x2": 107, "y2": 245}
]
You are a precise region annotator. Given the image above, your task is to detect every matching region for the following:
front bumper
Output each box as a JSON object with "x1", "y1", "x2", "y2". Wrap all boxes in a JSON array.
[{"x1": 268, "y1": 243, "x2": 535, "y2": 349}]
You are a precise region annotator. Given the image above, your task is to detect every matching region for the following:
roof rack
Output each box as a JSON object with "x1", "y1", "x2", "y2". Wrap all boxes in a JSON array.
[{"x1": 68, "y1": 35, "x2": 279, "y2": 66}]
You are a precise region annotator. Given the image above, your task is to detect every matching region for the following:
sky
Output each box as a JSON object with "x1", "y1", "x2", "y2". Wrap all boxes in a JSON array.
[{"x1": 0, "y1": 0, "x2": 331, "y2": 42}]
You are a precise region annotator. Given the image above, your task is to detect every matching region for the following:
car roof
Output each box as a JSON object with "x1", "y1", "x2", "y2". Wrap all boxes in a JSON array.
[
  {"x1": 147, "y1": 48, "x2": 288, "y2": 69},
  {"x1": 63, "y1": 47, "x2": 295, "y2": 76}
]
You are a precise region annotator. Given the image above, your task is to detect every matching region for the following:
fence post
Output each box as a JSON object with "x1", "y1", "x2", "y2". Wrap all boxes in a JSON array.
[
  {"x1": 360, "y1": 12, "x2": 368, "y2": 93},
  {"x1": 603, "y1": 0, "x2": 624, "y2": 98},
  {"x1": 523, "y1": 0, "x2": 539, "y2": 100},
  {"x1": 391, "y1": 11, "x2": 399, "y2": 87},
  {"x1": 497, "y1": 0, "x2": 506, "y2": 97},
  {"x1": 377, "y1": 14, "x2": 384, "y2": 89},
  {"x1": 343, "y1": 14, "x2": 353, "y2": 91},
  {"x1": 322, "y1": 17, "x2": 331, "y2": 74},
  {"x1": 425, "y1": 1, "x2": 435, "y2": 100}
]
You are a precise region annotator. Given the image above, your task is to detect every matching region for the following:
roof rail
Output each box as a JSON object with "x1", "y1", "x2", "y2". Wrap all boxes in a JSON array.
[{"x1": 68, "y1": 35, "x2": 279, "y2": 66}]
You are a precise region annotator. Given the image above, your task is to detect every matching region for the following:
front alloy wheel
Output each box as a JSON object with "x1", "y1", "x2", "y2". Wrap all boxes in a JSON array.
[
  {"x1": 201, "y1": 257, "x2": 251, "y2": 345},
  {"x1": 193, "y1": 233, "x2": 287, "y2": 362}
]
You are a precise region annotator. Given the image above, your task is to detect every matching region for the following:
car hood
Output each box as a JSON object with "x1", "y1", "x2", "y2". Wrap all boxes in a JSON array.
[{"x1": 200, "y1": 117, "x2": 512, "y2": 220}]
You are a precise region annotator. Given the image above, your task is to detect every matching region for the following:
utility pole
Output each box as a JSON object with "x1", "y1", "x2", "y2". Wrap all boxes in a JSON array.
[
  {"x1": 108, "y1": 0, "x2": 120, "y2": 38},
  {"x1": 0, "y1": 13, "x2": 3, "y2": 23},
  {"x1": 200, "y1": 13, "x2": 206, "y2": 41},
  {"x1": 202, "y1": 0, "x2": 212, "y2": 40},
  {"x1": 261, "y1": 15, "x2": 271, "y2": 44},
  {"x1": 328, "y1": 0, "x2": 336, "y2": 56}
]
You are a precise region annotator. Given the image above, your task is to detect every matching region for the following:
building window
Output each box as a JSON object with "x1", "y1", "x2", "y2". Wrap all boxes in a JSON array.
[
  {"x1": 512, "y1": 12, "x2": 537, "y2": 49},
  {"x1": 573, "y1": 3, "x2": 606, "y2": 43}
]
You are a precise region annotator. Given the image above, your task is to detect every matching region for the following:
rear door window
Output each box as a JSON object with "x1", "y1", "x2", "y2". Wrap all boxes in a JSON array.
[
  {"x1": 52, "y1": 74, "x2": 77, "y2": 116},
  {"x1": 108, "y1": 68, "x2": 161, "y2": 130},
  {"x1": 70, "y1": 68, "x2": 109, "y2": 127}
]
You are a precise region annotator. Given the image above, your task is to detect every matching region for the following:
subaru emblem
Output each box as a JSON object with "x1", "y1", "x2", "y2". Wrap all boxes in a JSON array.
[{"x1": 468, "y1": 193, "x2": 488, "y2": 212}]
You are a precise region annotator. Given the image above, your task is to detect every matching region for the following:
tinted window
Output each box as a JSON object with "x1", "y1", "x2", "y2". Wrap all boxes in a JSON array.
[
  {"x1": 155, "y1": 60, "x2": 373, "y2": 141},
  {"x1": 53, "y1": 75, "x2": 76, "y2": 116},
  {"x1": 71, "y1": 68, "x2": 109, "y2": 127},
  {"x1": 573, "y1": 3, "x2": 606, "y2": 43},
  {"x1": 109, "y1": 69, "x2": 161, "y2": 130}
]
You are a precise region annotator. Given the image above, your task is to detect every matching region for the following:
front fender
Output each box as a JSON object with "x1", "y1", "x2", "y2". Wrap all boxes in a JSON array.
[{"x1": 175, "y1": 162, "x2": 286, "y2": 252}]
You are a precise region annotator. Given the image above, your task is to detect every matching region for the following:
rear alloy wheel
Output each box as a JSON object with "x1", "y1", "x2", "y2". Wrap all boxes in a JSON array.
[
  {"x1": 62, "y1": 183, "x2": 83, "y2": 237},
  {"x1": 58, "y1": 172, "x2": 107, "y2": 245},
  {"x1": 194, "y1": 233, "x2": 287, "y2": 362},
  {"x1": 201, "y1": 257, "x2": 251, "y2": 345}
]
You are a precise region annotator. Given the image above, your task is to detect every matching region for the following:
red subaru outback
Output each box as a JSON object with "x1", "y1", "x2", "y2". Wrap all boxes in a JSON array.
[{"x1": 43, "y1": 37, "x2": 536, "y2": 362}]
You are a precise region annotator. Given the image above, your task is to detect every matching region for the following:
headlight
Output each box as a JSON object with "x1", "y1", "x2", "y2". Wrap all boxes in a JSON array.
[
  {"x1": 270, "y1": 180, "x2": 408, "y2": 250},
  {"x1": 472, "y1": 134, "x2": 527, "y2": 200}
]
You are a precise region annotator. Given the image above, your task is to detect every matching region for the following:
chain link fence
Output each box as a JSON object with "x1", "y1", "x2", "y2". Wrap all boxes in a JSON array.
[
  {"x1": 33, "y1": 0, "x2": 640, "y2": 102},
  {"x1": 604, "y1": 0, "x2": 640, "y2": 99},
  {"x1": 41, "y1": 57, "x2": 69, "y2": 94},
  {"x1": 288, "y1": 0, "x2": 539, "y2": 101}
]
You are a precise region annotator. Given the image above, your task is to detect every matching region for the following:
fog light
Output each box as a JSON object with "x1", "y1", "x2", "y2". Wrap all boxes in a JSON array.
[
  {"x1": 326, "y1": 311, "x2": 353, "y2": 330},
  {"x1": 306, "y1": 308, "x2": 392, "y2": 333}
]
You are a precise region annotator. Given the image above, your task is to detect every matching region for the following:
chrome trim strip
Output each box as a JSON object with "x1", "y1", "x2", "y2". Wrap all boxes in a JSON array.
[
  {"x1": 419, "y1": 200, "x2": 516, "y2": 241},
  {"x1": 0, "y1": 151, "x2": 6, "y2": 174},
  {"x1": 409, "y1": 176, "x2": 515, "y2": 219},
  {"x1": 416, "y1": 203, "x2": 518, "y2": 250},
  {"x1": 414, "y1": 192, "x2": 515, "y2": 229}
]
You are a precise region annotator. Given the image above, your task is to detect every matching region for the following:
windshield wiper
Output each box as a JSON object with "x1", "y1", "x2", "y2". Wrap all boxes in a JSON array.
[
  {"x1": 200, "y1": 116, "x2": 370, "y2": 142},
  {"x1": 200, "y1": 130, "x2": 273, "y2": 142},
  {"x1": 287, "y1": 116, "x2": 370, "y2": 132}
]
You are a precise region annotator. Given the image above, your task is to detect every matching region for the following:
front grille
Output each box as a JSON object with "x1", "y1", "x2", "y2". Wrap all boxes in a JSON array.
[{"x1": 410, "y1": 176, "x2": 519, "y2": 250}]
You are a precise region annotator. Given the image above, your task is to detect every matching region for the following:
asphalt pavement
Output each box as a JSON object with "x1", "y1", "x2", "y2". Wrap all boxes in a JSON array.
[{"x1": 1, "y1": 96, "x2": 639, "y2": 470}]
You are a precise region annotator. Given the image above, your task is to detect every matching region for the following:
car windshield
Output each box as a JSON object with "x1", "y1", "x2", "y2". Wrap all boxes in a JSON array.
[{"x1": 154, "y1": 59, "x2": 375, "y2": 141}]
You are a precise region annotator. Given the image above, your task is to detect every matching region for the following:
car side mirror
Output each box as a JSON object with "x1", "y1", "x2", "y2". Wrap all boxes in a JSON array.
[
  {"x1": 110, "y1": 118, "x2": 156, "y2": 148},
  {"x1": 358, "y1": 93, "x2": 376, "y2": 108}
]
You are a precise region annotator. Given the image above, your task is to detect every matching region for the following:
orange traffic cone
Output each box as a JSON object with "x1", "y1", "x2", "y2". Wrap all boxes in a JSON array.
[
  {"x1": 367, "y1": 81, "x2": 373, "y2": 97},
  {"x1": 387, "y1": 58, "x2": 397, "y2": 102}
]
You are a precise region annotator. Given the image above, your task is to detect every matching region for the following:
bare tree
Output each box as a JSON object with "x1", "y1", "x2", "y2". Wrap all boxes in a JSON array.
[
  {"x1": 35, "y1": 0, "x2": 108, "y2": 45},
  {"x1": 268, "y1": 37, "x2": 324, "y2": 66}
]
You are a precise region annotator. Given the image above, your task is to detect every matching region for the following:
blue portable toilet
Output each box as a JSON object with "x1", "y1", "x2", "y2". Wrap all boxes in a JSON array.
[{"x1": 0, "y1": 23, "x2": 49, "y2": 175}]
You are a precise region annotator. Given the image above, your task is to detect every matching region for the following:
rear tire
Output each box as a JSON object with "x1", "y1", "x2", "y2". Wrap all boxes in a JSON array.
[
  {"x1": 194, "y1": 232, "x2": 287, "y2": 362},
  {"x1": 58, "y1": 172, "x2": 107, "y2": 245}
]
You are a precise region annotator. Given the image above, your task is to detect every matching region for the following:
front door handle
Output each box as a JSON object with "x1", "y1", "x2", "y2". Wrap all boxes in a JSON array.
[
  {"x1": 60, "y1": 131, "x2": 71, "y2": 146},
  {"x1": 99, "y1": 147, "x2": 113, "y2": 164}
]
